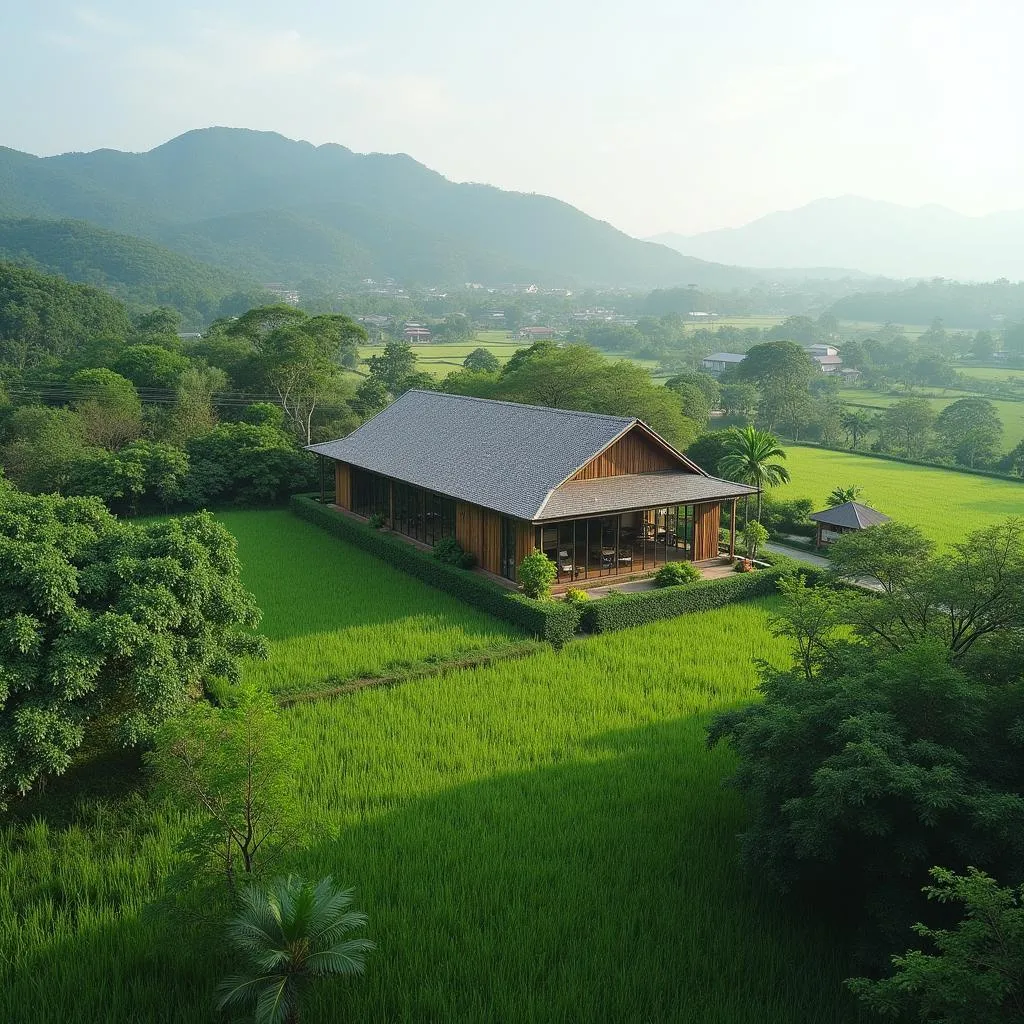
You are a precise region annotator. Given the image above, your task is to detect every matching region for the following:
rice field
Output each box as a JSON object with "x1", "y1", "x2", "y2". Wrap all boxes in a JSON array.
[
  {"x1": 360, "y1": 331, "x2": 523, "y2": 378},
  {"x1": 217, "y1": 510, "x2": 522, "y2": 695},
  {"x1": 777, "y1": 445, "x2": 1024, "y2": 544},
  {"x1": 836, "y1": 388, "x2": 1024, "y2": 449},
  {"x1": 955, "y1": 365, "x2": 1024, "y2": 384},
  {"x1": 0, "y1": 597, "x2": 861, "y2": 1023}
]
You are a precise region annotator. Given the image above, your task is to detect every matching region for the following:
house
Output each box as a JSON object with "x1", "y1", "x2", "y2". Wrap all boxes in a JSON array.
[
  {"x1": 700, "y1": 352, "x2": 746, "y2": 376},
  {"x1": 403, "y1": 322, "x2": 432, "y2": 342},
  {"x1": 813, "y1": 354, "x2": 844, "y2": 373},
  {"x1": 839, "y1": 367, "x2": 862, "y2": 384},
  {"x1": 806, "y1": 344, "x2": 839, "y2": 357},
  {"x1": 809, "y1": 501, "x2": 890, "y2": 548},
  {"x1": 516, "y1": 326, "x2": 555, "y2": 340},
  {"x1": 307, "y1": 391, "x2": 757, "y2": 586}
]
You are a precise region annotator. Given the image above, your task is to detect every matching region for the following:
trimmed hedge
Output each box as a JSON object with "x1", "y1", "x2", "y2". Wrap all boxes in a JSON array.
[
  {"x1": 290, "y1": 496, "x2": 581, "y2": 646},
  {"x1": 579, "y1": 569, "x2": 788, "y2": 634}
]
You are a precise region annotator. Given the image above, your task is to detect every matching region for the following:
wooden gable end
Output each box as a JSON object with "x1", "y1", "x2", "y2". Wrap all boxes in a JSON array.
[{"x1": 569, "y1": 424, "x2": 694, "y2": 481}]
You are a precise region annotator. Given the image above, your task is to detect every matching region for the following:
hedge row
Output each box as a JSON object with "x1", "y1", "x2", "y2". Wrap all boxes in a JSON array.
[{"x1": 290, "y1": 496, "x2": 581, "y2": 646}]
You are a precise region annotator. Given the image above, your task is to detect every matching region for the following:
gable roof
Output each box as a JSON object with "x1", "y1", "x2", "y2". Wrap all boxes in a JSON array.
[
  {"x1": 809, "y1": 501, "x2": 890, "y2": 530},
  {"x1": 307, "y1": 390, "x2": 702, "y2": 520}
]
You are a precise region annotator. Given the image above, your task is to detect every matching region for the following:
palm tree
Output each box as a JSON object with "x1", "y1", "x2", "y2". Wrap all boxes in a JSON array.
[
  {"x1": 827, "y1": 485, "x2": 863, "y2": 507},
  {"x1": 718, "y1": 425, "x2": 791, "y2": 520},
  {"x1": 216, "y1": 876, "x2": 375, "y2": 1024}
]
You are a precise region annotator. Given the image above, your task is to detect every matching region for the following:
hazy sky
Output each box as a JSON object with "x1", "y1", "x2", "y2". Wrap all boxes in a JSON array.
[{"x1": 3, "y1": 1, "x2": 1023, "y2": 236}]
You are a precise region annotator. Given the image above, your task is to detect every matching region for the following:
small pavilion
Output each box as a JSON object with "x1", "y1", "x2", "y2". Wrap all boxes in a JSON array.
[{"x1": 809, "y1": 501, "x2": 890, "y2": 547}]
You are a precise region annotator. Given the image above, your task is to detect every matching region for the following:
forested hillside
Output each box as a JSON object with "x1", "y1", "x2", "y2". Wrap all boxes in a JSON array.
[
  {"x1": 0, "y1": 218, "x2": 268, "y2": 327},
  {"x1": 0, "y1": 129, "x2": 753, "y2": 290}
]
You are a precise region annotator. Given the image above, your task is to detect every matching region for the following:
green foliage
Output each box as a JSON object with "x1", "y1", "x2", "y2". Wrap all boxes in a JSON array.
[
  {"x1": 935, "y1": 397, "x2": 1004, "y2": 468},
  {"x1": 719, "y1": 426, "x2": 791, "y2": 518},
  {"x1": 216, "y1": 875, "x2": 374, "y2": 1024},
  {"x1": 0, "y1": 260, "x2": 131, "y2": 370},
  {"x1": 848, "y1": 867, "x2": 1024, "y2": 1023},
  {"x1": 114, "y1": 344, "x2": 190, "y2": 390},
  {"x1": 367, "y1": 512, "x2": 385, "y2": 530},
  {"x1": 148, "y1": 686, "x2": 295, "y2": 891},
  {"x1": 67, "y1": 367, "x2": 143, "y2": 449},
  {"x1": 654, "y1": 560, "x2": 702, "y2": 587},
  {"x1": 291, "y1": 496, "x2": 580, "y2": 646},
  {"x1": 580, "y1": 567, "x2": 790, "y2": 633},
  {"x1": 462, "y1": 346, "x2": 501, "y2": 373},
  {"x1": 184, "y1": 423, "x2": 316, "y2": 508},
  {"x1": 563, "y1": 586, "x2": 590, "y2": 605},
  {"x1": 0, "y1": 491, "x2": 265, "y2": 806},
  {"x1": 517, "y1": 549, "x2": 558, "y2": 599},
  {"x1": 826, "y1": 485, "x2": 863, "y2": 506},
  {"x1": 0, "y1": 219, "x2": 260, "y2": 329},
  {"x1": 66, "y1": 439, "x2": 189, "y2": 513},
  {"x1": 881, "y1": 397, "x2": 936, "y2": 459},
  {"x1": 685, "y1": 432, "x2": 731, "y2": 476},
  {"x1": 432, "y1": 535, "x2": 467, "y2": 566},
  {"x1": 0, "y1": 404, "x2": 86, "y2": 493},
  {"x1": 709, "y1": 521, "x2": 1024, "y2": 950},
  {"x1": 735, "y1": 341, "x2": 815, "y2": 391},
  {"x1": 743, "y1": 520, "x2": 769, "y2": 559},
  {"x1": 759, "y1": 495, "x2": 816, "y2": 538}
]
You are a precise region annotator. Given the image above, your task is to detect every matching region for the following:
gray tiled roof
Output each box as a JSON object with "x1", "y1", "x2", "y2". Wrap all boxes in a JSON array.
[
  {"x1": 701, "y1": 352, "x2": 746, "y2": 363},
  {"x1": 535, "y1": 473, "x2": 758, "y2": 521},
  {"x1": 809, "y1": 501, "x2": 890, "y2": 530},
  {"x1": 307, "y1": 390, "x2": 654, "y2": 520}
]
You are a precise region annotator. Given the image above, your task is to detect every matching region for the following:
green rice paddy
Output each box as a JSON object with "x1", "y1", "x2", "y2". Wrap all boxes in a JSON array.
[
  {"x1": 218, "y1": 511, "x2": 522, "y2": 695},
  {"x1": 777, "y1": 445, "x2": 1024, "y2": 544},
  {"x1": 836, "y1": 388, "x2": 1024, "y2": 450},
  {"x1": 0, "y1": 511, "x2": 860, "y2": 1023}
]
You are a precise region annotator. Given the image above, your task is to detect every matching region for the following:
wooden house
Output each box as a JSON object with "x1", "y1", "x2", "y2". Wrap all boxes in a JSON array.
[{"x1": 307, "y1": 391, "x2": 757, "y2": 586}]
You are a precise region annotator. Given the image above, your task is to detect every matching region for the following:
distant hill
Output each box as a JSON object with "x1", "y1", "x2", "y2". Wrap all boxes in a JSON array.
[
  {"x1": 0, "y1": 218, "x2": 267, "y2": 327},
  {"x1": 652, "y1": 197, "x2": 1024, "y2": 281},
  {"x1": 0, "y1": 129, "x2": 756, "y2": 290}
]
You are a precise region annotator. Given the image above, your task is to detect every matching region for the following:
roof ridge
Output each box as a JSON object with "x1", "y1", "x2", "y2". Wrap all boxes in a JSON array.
[{"x1": 402, "y1": 389, "x2": 636, "y2": 425}]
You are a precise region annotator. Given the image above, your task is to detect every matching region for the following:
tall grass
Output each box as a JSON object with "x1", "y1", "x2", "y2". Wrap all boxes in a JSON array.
[
  {"x1": 218, "y1": 510, "x2": 522, "y2": 695},
  {"x1": 0, "y1": 598, "x2": 859, "y2": 1023}
]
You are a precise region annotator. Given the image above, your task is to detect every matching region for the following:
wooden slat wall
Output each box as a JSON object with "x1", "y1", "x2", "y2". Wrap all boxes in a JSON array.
[
  {"x1": 335, "y1": 461, "x2": 351, "y2": 510},
  {"x1": 515, "y1": 522, "x2": 535, "y2": 568},
  {"x1": 570, "y1": 426, "x2": 684, "y2": 480},
  {"x1": 456, "y1": 502, "x2": 503, "y2": 576},
  {"x1": 692, "y1": 502, "x2": 721, "y2": 560}
]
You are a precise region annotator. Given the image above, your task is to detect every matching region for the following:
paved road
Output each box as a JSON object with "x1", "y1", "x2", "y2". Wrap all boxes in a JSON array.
[
  {"x1": 765, "y1": 541, "x2": 883, "y2": 592},
  {"x1": 765, "y1": 542, "x2": 829, "y2": 567}
]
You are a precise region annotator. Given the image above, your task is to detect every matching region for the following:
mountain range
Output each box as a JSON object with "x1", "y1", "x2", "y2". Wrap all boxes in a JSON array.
[
  {"x1": 0, "y1": 128, "x2": 756, "y2": 292},
  {"x1": 650, "y1": 197, "x2": 1024, "y2": 282}
]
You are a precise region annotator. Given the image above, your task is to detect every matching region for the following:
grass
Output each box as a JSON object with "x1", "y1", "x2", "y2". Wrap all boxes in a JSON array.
[
  {"x1": 775, "y1": 445, "x2": 1024, "y2": 544},
  {"x1": 217, "y1": 510, "x2": 522, "y2": 695},
  {"x1": 0, "y1": 596, "x2": 861, "y2": 1023},
  {"x1": 836, "y1": 388, "x2": 1024, "y2": 450},
  {"x1": 955, "y1": 365, "x2": 1024, "y2": 384}
]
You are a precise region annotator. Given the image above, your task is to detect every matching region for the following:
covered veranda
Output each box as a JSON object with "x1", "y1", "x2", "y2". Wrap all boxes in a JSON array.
[{"x1": 532, "y1": 471, "x2": 758, "y2": 588}]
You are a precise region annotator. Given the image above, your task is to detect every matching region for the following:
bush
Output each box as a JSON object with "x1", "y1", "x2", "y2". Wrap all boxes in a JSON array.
[
  {"x1": 432, "y1": 536, "x2": 464, "y2": 564},
  {"x1": 563, "y1": 587, "x2": 590, "y2": 605},
  {"x1": 367, "y1": 512, "x2": 385, "y2": 530},
  {"x1": 517, "y1": 549, "x2": 557, "y2": 599},
  {"x1": 580, "y1": 569, "x2": 787, "y2": 633},
  {"x1": 759, "y1": 495, "x2": 816, "y2": 538},
  {"x1": 654, "y1": 561, "x2": 702, "y2": 587},
  {"x1": 290, "y1": 496, "x2": 580, "y2": 646}
]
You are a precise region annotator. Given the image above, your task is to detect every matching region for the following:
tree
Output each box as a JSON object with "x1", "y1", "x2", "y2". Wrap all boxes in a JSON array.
[
  {"x1": 0, "y1": 492, "x2": 265, "y2": 806},
  {"x1": 841, "y1": 409, "x2": 874, "y2": 449},
  {"x1": 216, "y1": 875, "x2": 374, "y2": 1024},
  {"x1": 935, "y1": 397, "x2": 1003, "y2": 468},
  {"x1": 881, "y1": 398, "x2": 936, "y2": 458},
  {"x1": 367, "y1": 342, "x2": 417, "y2": 395},
  {"x1": 667, "y1": 381, "x2": 711, "y2": 427},
  {"x1": 826, "y1": 485, "x2": 863, "y2": 506},
  {"x1": 0, "y1": 405, "x2": 86, "y2": 493},
  {"x1": 462, "y1": 347, "x2": 501, "y2": 374},
  {"x1": 973, "y1": 330, "x2": 996, "y2": 361},
  {"x1": 718, "y1": 426, "x2": 791, "y2": 519},
  {"x1": 685, "y1": 432, "x2": 731, "y2": 476},
  {"x1": 518, "y1": 549, "x2": 557, "y2": 599},
  {"x1": 148, "y1": 686, "x2": 295, "y2": 890},
  {"x1": 829, "y1": 519, "x2": 1024, "y2": 662},
  {"x1": 720, "y1": 382, "x2": 759, "y2": 421},
  {"x1": 665, "y1": 371, "x2": 721, "y2": 411},
  {"x1": 743, "y1": 519, "x2": 768, "y2": 559},
  {"x1": 164, "y1": 364, "x2": 227, "y2": 445},
  {"x1": 736, "y1": 341, "x2": 815, "y2": 391},
  {"x1": 114, "y1": 344, "x2": 190, "y2": 390},
  {"x1": 68, "y1": 367, "x2": 143, "y2": 450},
  {"x1": 67, "y1": 440, "x2": 190, "y2": 514},
  {"x1": 707, "y1": 527, "x2": 1024, "y2": 948},
  {"x1": 848, "y1": 867, "x2": 1024, "y2": 1024}
]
